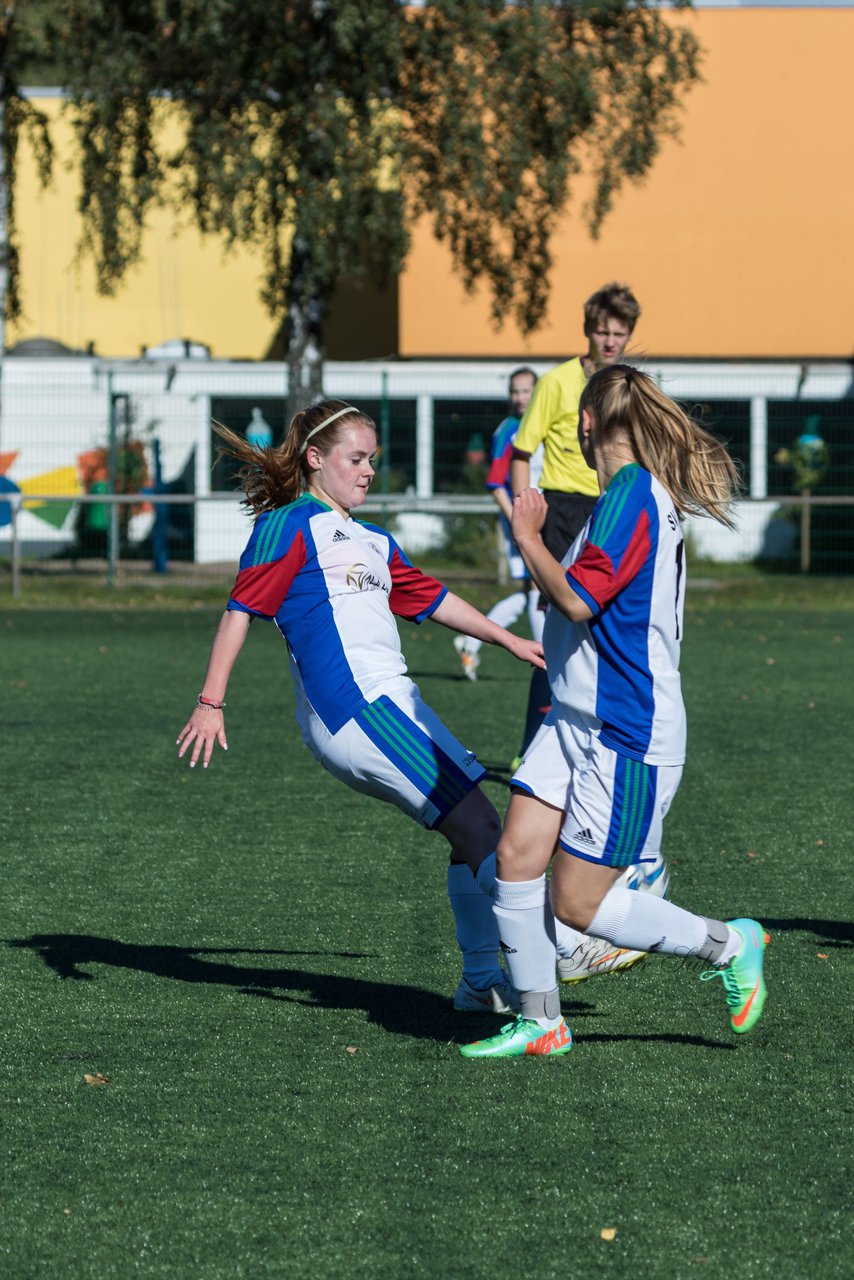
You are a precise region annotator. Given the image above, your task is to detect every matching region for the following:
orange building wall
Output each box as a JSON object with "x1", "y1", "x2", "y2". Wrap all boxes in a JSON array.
[
  {"x1": 399, "y1": 8, "x2": 854, "y2": 359},
  {"x1": 9, "y1": 8, "x2": 853, "y2": 361}
]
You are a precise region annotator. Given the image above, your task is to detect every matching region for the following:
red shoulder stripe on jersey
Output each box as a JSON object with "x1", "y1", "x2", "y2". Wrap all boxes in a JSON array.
[
  {"x1": 566, "y1": 542, "x2": 614, "y2": 608},
  {"x1": 568, "y1": 510, "x2": 651, "y2": 609},
  {"x1": 388, "y1": 548, "x2": 445, "y2": 619},
  {"x1": 230, "y1": 528, "x2": 306, "y2": 617}
]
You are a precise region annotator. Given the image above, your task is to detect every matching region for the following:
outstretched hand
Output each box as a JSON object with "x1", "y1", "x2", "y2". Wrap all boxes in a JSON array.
[
  {"x1": 177, "y1": 706, "x2": 228, "y2": 770},
  {"x1": 509, "y1": 636, "x2": 546, "y2": 670}
]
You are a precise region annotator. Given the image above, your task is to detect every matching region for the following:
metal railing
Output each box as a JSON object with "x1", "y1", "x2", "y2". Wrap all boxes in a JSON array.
[{"x1": 2, "y1": 490, "x2": 509, "y2": 597}]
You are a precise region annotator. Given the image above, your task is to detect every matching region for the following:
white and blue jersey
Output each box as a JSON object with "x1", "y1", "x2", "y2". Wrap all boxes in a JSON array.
[
  {"x1": 546, "y1": 464, "x2": 686, "y2": 767},
  {"x1": 226, "y1": 494, "x2": 484, "y2": 828},
  {"x1": 228, "y1": 495, "x2": 447, "y2": 734}
]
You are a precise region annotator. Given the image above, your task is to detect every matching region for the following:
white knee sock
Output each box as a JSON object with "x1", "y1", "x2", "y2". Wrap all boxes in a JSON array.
[
  {"x1": 587, "y1": 886, "x2": 740, "y2": 963},
  {"x1": 527, "y1": 590, "x2": 545, "y2": 643},
  {"x1": 493, "y1": 876, "x2": 560, "y2": 1024},
  {"x1": 447, "y1": 863, "x2": 504, "y2": 989},
  {"x1": 477, "y1": 854, "x2": 583, "y2": 960}
]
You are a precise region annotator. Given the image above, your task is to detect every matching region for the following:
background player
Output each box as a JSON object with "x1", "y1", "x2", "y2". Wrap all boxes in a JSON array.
[
  {"x1": 176, "y1": 400, "x2": 546, "y2": 1017},
  {"x1": 453, "y1": 366, "x2": 542, "y2": 683},
  {"x1": 462, "y1": 365, "x2": 769, "y2": 1059}
]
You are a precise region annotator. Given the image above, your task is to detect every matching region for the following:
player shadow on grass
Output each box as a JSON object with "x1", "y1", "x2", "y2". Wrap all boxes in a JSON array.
[
  {"x1": 9, "y1": 932, "x2": 739, "y2": 1050},
  {"x1": 7, "y1": 931, "x2": 497, "y2": 1042},
  {"x1": 759, "y1": 917, "x2": 853, "y2": 949}
]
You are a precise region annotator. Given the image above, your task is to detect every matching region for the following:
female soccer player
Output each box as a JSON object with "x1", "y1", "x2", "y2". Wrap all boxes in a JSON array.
[
  {"x1": 461, "y1": 365, "x2": 769, "y2": 1058},
  {"x1": 176, "y1": 400, "x2": 548, "y2": 1015}
]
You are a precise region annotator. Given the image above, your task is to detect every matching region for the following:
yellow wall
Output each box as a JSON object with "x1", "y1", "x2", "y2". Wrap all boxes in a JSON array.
[
  {"x1": 10, "y1": 8, "x2": 854, "y2": 361},
  {"x1": 10, "y1": 99, "x2": 278, "y2": 359},
  {"x1": 399, "y1": 8, "x2": 854, "y2": 359}
]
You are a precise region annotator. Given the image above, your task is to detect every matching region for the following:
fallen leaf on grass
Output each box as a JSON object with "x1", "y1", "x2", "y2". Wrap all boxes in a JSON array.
[
  {"x1": 345, "y1": 1046, "x2": 359, "y2": 1055},
  {"x1": 817, "y1": 953, "x2": 829, "y2": 960},
  {"x1": 747, "y1": 851, "x2": 757, "y2": 859},
  {"x1": 600, "y1": 1227, "x2": 617, "y2": 1241},
  {"x1": 83, "y1": 1073, "x2": 110, "y2": 1085}
]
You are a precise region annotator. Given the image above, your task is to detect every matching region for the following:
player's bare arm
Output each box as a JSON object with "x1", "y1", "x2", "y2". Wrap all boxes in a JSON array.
[
  {"x1": 511, "y1": 489, "x2": 593, "y2": 624},
  {"x1": 432, "y1": 593, "x2": 545, "y2": 669},
  {"x1": 491, "y1": 487, "x2": 514, "y2": 522},
  {"x1": 510, "y1": 449, "x2": 531, "y2": 498},
  {"x1": 177, "y1": 608, "x2": 252, "y2": 768}
]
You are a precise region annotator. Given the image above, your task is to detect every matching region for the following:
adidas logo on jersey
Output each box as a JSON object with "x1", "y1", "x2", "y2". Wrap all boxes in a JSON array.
[
  {"x1": 572, "y1": 828, "x2": 596, "y2": 847},
  {"x1": 332, "y1": 530, "x2": 350, "y2": 543}
]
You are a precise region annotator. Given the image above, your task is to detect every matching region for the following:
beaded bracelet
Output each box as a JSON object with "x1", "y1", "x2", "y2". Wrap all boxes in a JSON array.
[{"x1": 197, "y1": 694, "x2": 226, "y2": 710}]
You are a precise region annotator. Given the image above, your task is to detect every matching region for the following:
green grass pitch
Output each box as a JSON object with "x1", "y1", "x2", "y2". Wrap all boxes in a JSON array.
[{"x1": 1, "y1": 581, "x2": 852, "y2": 1278}]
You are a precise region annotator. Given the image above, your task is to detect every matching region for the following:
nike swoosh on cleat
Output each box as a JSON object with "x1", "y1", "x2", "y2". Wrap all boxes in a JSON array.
[{"x1": 732, "y1": 979, "x2": 761, "y2": 1028}]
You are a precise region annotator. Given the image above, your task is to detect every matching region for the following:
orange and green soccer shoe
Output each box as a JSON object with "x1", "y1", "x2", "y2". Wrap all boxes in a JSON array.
[
  {"x1": 460, "y1": 1015, "x2": 572, "y2": 1059},
  {"x1": 701, "y1": 918, "x2": 770, "y2": 1035}
]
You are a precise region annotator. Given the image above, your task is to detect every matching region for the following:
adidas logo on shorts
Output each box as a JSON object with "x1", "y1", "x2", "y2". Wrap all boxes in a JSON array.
[
  {"x1": 332, "y1": 530, "x2": 350, "y2": 543},
  {"x1": 572, "y1": 828, "x2": 596, "y2": 847}
]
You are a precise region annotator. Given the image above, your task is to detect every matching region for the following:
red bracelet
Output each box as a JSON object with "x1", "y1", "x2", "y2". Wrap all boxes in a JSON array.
[{"x1": 197, "y1": 694, "x2": 226, "y2": 710}]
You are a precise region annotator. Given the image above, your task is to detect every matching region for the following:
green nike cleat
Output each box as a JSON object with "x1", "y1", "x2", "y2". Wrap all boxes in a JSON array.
[
  {"x1": 700, "y1": 918, "x2": 770, "y2": 1034},
  {"x1": 460, "y1": 1015, "x2": 572, "y2": 1059}
]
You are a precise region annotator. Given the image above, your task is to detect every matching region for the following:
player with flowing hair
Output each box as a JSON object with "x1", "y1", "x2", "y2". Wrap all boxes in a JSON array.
[
  {"x1": 461, "y1": 366, "x2": 770, "y2": 1058},
  {"x1": 176, "y1": 399, "x2": 550, "y2": 1015}
]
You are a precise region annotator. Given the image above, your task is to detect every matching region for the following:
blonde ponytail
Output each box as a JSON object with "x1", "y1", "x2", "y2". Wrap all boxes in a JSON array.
[{"x1": 580, "y1": 366, "x2": 741, "y2": 527}]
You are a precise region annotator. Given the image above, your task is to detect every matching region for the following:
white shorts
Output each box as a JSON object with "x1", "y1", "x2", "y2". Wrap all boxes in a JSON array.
[
  {"x1": 303, "y1": 677, "x2": 485, "y2": 829},
  {"x1": 512, "y1": 710, "x2": 683, "y2": 867}
]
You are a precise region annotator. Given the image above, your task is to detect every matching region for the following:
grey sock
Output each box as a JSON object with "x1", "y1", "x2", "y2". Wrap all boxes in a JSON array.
[
  {"x1": 698, "y1": 918, "x2": 731, "y2": 964},
  {"x1": 518, "y1": 987, "x2": 561, "y2": 1022}
]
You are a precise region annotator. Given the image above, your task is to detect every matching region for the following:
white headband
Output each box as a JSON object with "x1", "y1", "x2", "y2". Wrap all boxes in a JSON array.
[{"x1": 298, "y1": 405, "x2": 358, "y2": 456}]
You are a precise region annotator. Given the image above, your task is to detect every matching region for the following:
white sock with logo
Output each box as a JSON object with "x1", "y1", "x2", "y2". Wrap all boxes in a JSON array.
[
  {"x1": 477, "y1": 853, "x2": 583, "y2": 959},
  {"x1": 492, "y1": 875, "x2": 561, "y2": 1027},
  {"x1": 447, "y1": 863, "x2": 505, "y2": 990},
  {"x1": 587, "y1": 886, "x2": 740, "y2": 963}
]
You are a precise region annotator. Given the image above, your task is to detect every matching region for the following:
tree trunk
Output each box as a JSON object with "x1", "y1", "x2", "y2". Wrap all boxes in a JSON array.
[
  {"x1": 285, "y1": 235, "x2": 328, "y2": 425},
  {"x1": 0, "y1": 84, "x2": 8, "y2": 459},
  {"x1": 0, "y1": 88, "x2": 6, "y2": 363}
]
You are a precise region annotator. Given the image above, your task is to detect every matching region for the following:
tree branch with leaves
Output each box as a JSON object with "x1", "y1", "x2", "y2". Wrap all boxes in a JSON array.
[{"x1": 31, "y1": 1, "x2": 700, "y2": 408}]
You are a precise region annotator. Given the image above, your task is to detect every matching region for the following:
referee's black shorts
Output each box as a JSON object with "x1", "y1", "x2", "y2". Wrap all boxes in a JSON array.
[{"x1": 541, "y1": 490, "x2": 597, "y2": 562}]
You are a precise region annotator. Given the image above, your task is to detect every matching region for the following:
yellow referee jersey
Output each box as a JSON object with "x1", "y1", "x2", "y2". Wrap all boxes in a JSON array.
[{"x1": 512, "y1": 356, "x2": 599, "y2": 497}]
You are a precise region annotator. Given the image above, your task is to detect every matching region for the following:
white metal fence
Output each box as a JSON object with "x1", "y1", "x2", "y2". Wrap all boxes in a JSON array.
[{"x1": 1, "y1": 355, "x2": 852, "y2": 590}]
